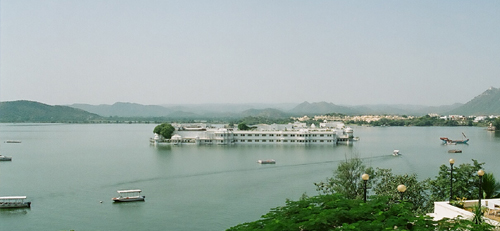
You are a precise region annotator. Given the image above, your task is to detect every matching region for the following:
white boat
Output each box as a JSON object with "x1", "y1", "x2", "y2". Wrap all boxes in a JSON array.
[
  {"x1": 112, "y1": 189, "x2": 145, "y2": 202},
  {"x1": 257, "y1": 159, "x2": 276, "y2": 164},
  {"x1": 0, "y1": 196, "x2": 31, "y2": 208},
  {"x1": 393, "y1": 150, "x2": 401, "y2": 156},
  {"x1": 0, "y1": 155, "x2": 12, "y2": 161}
]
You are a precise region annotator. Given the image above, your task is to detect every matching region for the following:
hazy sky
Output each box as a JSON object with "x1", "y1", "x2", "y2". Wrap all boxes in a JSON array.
[{"x1": 1, "y1": 1, "x2": 499, "y2": 106}]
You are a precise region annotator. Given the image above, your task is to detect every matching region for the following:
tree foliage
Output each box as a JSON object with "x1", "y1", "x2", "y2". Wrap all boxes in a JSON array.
[
  {"x1": 315, "y1": 158, "x2": 432, "y2": 214},
  {"x1": 227, "y1": 194, "x2": 495, "y2": 231},
  {"x1": 228, "y1": 157, "x2": 500, "y2": 230},
  {"x1": 237, "y1": 123, "x2": 251, "y2": 131},
  {"x1": 314, "y1": 157, "x2": 374, "y2": 200},
  {"x1": 482, "y1": 173, "x2": 500, "y2": 199},
  {"x1": 494, "y1": 117, "x2": 500, "y2": 131},
  {"x1": 153, "y1": 123, "x2": 175, "y2": 139},
  {"x1": 429, "y1": 159, "x2": 484, "y2": 202},
  {"x1": 371, "y1": 169, "x2": 431, "y2": 214}
]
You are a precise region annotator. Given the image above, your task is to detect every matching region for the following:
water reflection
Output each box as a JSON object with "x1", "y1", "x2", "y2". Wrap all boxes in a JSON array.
[{"x1": 0, "y1": 208, "x2": 30, "y2": 216}]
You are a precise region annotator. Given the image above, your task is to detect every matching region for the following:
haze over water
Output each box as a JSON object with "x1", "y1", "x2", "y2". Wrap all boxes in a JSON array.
[{"x1": 0, "y1": 123, "x2": 499, "y2": 230}]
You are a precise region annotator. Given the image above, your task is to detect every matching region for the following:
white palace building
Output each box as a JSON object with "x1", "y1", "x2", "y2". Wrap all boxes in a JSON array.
[{"x1": 151, "y1": 121, "x2": 354, "y2": 145}]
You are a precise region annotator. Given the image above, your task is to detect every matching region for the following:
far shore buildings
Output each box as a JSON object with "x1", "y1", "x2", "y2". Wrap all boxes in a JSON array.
[{"x1": 151, "y1": 122, "x2": 354, "y2": 145}]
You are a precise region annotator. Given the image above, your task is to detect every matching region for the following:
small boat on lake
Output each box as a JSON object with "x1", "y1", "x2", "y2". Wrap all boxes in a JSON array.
[
  {"x1": 393, "y1": 150, "x2": 401, "y2": 156},
  {"x1": 440, "y1": 133, "x2": 469, "y2": 144},
  {"x1": 112, "y1": 189, "x2": 145, "y2": 202},
  {"x1": 0, "y1": 196, "x2": 31, "y2": 208},
  {"x1": 448, "y1": 149, "x2": 462, "y2": 153},
  {"x1": 257, "y1": 159, "x2": 276, "y2": 164},
  {"x1": 0, "y1": 155, "x2": 12, "y2": 161},
  {"x1": 4, "y1": 140, "x2": 21, "y2": 143}
]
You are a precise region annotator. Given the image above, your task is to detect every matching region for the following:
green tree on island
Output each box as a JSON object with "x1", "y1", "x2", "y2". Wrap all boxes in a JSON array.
[
  {"x1": 153, "y1": 123, "x2": 175, "y2": 139},
  {"x1": 237, "y1": 123, "x2": 251, "y2": 131}
]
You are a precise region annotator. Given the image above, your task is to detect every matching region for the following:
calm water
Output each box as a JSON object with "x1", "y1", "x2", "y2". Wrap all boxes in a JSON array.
[{"x1": 0, "y1": 124, "x2": 499, "y2": 230}]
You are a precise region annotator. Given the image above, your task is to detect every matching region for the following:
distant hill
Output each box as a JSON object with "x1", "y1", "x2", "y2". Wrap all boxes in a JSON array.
[
  {"x1": 160, "y1": 103, "x2": 297, "y2": 114},
  {"x1": 70, "y1": 102, "x2": 173, "y2": 117},
  {"x1": 289, "y1": 101, "x2": 360, "y2": 115},
  {"x1": 447, "y1": 87, "x2": 500, "y2": 116},
  {"x1": 0, "y1": 100, "x2": 102, "y2": 122},
  {"x1": 241, "y1": 108, "x2": 290, "y2": 118}
]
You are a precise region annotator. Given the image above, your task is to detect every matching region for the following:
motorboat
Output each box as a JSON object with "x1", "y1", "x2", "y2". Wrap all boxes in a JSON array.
[
  {"x1": 112, "y1": 189, "x2": 145, "y2": 202},
  {"x1": 4, "y1": 140, "x2": 21, "y2": 143},
  {"x1": 257, "y1": 159, "x2": 276, "y2": 164},
  {"x1": 393, "y1": 150, "x2": 401, "y2": 156},
  {"x1": 448, "y1": 149, "x2": 462, "y2": 153},
  {"x1": 0, "y1": 196, "x2": 31, "y2": 208},
  {"x1": 0, "y1": 155, "x2": 12, "y2": 161}
]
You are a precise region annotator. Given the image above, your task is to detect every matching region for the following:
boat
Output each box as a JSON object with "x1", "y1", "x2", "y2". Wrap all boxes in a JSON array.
[
  {"x1": 440, "y1": 133, "x2": 469, "y2": 144},
  {"x1": 393, "y1": 150, "x2": 401, "y2": 156},
  {"x1": 4, "y1": 140, "x2": 21, "y2": 143},
  {"x1": 448, "y1": 149, "x2": 462, "y2": 153},
  {"x1": 0, "y1": 155, "x2": 12, "y2": 161},
  {"x1": 0, "y1": 196, "x2": 31, "y2": 208},
  {"x1": 112, "y1": 189, "x2": 145, "y2": 202},
  {"x1": 257, "y1": 159, "x2": 276, "y2": 164}
]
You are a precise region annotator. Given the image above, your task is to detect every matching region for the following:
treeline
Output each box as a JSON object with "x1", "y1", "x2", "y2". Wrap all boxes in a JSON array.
[{"x1": 344, "y1": 115, "x2": 500, "y2": 129}]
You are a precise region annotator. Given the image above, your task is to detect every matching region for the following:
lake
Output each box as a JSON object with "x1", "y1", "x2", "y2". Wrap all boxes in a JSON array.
[{"x1": 0, "y1": 123, "x2": 499, "y2": 230}]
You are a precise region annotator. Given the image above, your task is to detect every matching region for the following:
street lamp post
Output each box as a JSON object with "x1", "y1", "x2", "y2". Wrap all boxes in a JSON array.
[
  {"x1": 397, "y1": 184, "x2": 407, "y2": 201},
  {"x1": 449, "y1": 159, "x2": 455, "y2": 201},
  {"x1": 478, "y1": 169, "x2": 485, "y2": 207},
  {"x1": 362, "y1": 173, "x2": 369, "y2": 203}
]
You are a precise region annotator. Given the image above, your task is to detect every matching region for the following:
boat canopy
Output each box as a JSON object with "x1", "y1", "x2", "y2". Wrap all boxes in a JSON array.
[
  {"x1": 117, "y1": 189, "x2": 142, "y2": 194},
  {"x1": 0, "y1": 196, "x2": 27, "y2": 200}
]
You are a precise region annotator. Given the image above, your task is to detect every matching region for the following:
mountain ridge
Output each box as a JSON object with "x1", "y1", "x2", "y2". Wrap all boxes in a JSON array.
[{"x1": 1, "y1": 87, "x2": 499, "y2": 122}]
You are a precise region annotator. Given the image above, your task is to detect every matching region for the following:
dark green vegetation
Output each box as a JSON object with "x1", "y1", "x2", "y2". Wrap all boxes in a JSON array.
[
  {"x1": 0, "y1": 100, "x2": 103, "y2": 123},
  {"x1": 363, "y1": 115, "x2": 473, "y2": 127},
  {"x1": 227, "y1": 194, "x2": 493, "y2": 231},
  {"x1": 227, "y1": 158, "x2": 498, "y2": 230},
  {"x1": 153, "y1": 123, "x2": 175, "y2": 139}
]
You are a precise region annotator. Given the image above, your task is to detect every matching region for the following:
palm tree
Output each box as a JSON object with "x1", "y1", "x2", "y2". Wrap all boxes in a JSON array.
[{"x1": 482, "y1": 173, "x2": 500, "y2": 199}]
